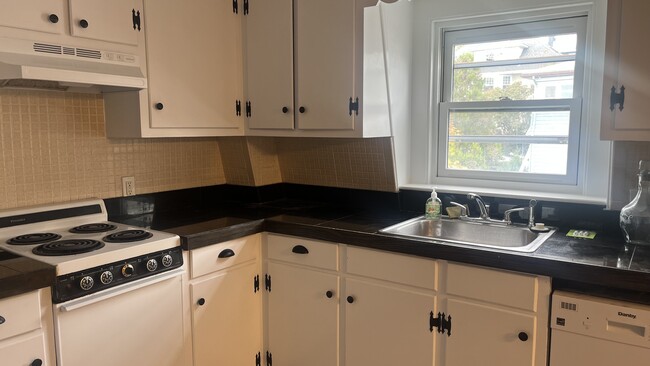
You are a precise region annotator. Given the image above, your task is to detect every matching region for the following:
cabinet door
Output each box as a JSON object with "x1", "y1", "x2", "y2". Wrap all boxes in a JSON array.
[
  {"x1": 601, "y1": 0, "x2": 650, "y2": 139},
  {"x1": 191, "y1": 262, "x2": 261, "y2": 366},
  {"x1": 144, "y1": 0, "x2": 243, "y2": 131},
  {"x1": 68, "y1": 0, "x2": 140, "y2": 45},
  {"x1": 267, "y1": 262, "x2": 339, "y2": 366},
  {"x1": 294, "y1": 0, "x2": 355, "y2": 130},
  {"x1": 0, "y1": 332, "x2": 47, "y2": 366},
  {"x1": 345, "y1": 278, "x2": 436, "y2": 366},
  {"x1": 0, "y1": 0, "x2": 65, "y2": 34},
  {"x1": 245, "y1": 0, "x2": 294, "y2": 130},
  {"x1": 441, "y1": 298, "x2": 538, "y2": 366}
]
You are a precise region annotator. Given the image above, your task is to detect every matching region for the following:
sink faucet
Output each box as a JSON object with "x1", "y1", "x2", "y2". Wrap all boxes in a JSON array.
[
  {"x1": 452, "y1": 193, "x2": 538, "y2": 226},
  {"x1": 502, "y1": 199, "x2": 538, "y2": 226},
  {"x1": 467, "y1": 193, "x2": 489, "y2": 219}
]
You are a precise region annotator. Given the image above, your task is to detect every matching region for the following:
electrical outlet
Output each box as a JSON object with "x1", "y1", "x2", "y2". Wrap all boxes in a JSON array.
[{"x1": 122, "y1": 176, "x2": 135, "y2": 196}]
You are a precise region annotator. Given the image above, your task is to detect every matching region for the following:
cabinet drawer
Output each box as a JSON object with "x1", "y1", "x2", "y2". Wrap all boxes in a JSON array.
[
  {"x1": 267, "y1": 235, "x2": 338, "y2": 271},
  {"x1": 0, "y1": 331, "x2": 46, "y2": 365},
  {"x1": 346, "y1": 247, "x2": 437, "y2": 290},
  {"x1": 0, "y1": 291, "x2": 42, "y2": 341},
  {"x1": 191, "y1": 235, "x2": 260, "y2": 278},
  {"x1": 446, "y1": 263, "x2": 540, "y2": 311}
]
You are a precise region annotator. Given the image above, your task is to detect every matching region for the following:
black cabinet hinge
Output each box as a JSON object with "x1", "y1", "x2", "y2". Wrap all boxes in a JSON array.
[
  {"x1": 430, "y1": 311, "x2": 452, "y2": 336},
  {"x1": 265, "y1": 274, "x2": 272, "y2": 292},
  {"x1": 236, "y1": 100, "x2": 242, "y2": 116},
  {"x1": 266, "y1": 351, "x2": 273, "y2": 366},
  {"x1": 255, "y1": 352, "x2": 261, "y2": 366},
  {"x1": 233, "y1": 0, "x2": 238, "y2": 14},
  {"x1": 610, "y1": 85, "x2": 625, "y2": 111},
  {"x1": 244, "y1": 0, "x2": 249, "y2": 14},
  {"x1": 246, "y1": 101, "x2": 252, "y2": 117},
  {"x1": 254, "y1": 275, "x2": 260, "y2": 293},
  {"x1": 132, "y1": 9, "x2": 141, "y2": 31},
  {"x1": 349, "y1": 97, "x2": 359, "y2": 116}
]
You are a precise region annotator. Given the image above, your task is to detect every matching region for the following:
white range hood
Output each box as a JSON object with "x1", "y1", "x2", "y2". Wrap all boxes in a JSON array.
[{"x1": 0, "y1": 37, "x2": 147, "y2": 92}]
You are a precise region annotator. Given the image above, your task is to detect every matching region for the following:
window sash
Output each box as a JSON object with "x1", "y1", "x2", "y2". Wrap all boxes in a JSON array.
[{"x1": 437, "y1": 98, "x2": 582, "y2": 185}]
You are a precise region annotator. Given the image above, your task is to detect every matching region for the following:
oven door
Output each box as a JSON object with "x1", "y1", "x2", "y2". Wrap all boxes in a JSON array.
[{"x1": 53, "y1": 268, "x2": 186, "y2": 366}]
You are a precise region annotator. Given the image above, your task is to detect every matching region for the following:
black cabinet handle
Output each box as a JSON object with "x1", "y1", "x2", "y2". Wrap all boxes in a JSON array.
[
  {"x1": 218, "y1": 249, "x2": 235, "y2": 258},
  {"x1": 197, "y1": 298, "x2": 206, "y2": 306},
  {"x1": 282, "y1": 106, "x2": 289, "y2": 114},
  {"x1": 31, "y1": 359, "x2": 43, "y2": 366},
  {"x1": 79, "y1": 19, "x2": 89, "y2": 28},
  {"x1": 299, "y1": 106, "x2": 306, "y2": 113},
  {"x1": 518, "y1": 332, "x2": 528, "y2": 342},
  {"x1": 48, "y1": 14, "x2": 59, "y2": 24},
  {"x1": 0, "y1": 315, "x2": 5, "y2": 325},
  {"x1": 155, "y1": 102, "x2": 164, "y2": 110},
  {"x1": 326, "y1": 291, "x2": 334, "y2": 298},
  {"x1": 346, "y1": 296, "x2": 354, "y2": 304},
  {"x1": 291, "y1": 245, "x2": 309, "y2": 254}
]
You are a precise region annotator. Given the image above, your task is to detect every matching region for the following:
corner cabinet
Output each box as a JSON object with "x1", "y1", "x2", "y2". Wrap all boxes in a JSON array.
[
  {"x1": 0, "y1": 288, "x2": 56, "y2": 366},
  {"x1": 244, "y1": 0, "x2": 411, "y2": 138},
  {"x1": 105, "y1": 0, "x2": 245, "y2": 137},
  {"x1": 600, "y1": 0, "x2": 650, "y2": 140},
  {"x1": 188, "y1": 235, "x2": 262, "y2": 366}
]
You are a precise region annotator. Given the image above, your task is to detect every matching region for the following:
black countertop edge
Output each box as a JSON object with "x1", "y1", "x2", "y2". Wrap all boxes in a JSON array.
[
  {"x1": 0, "y1": 259, "x2": 56, "y2": 300},
  {"x1": 176, "y1": 219, "x2": 265, "y2": 250}
]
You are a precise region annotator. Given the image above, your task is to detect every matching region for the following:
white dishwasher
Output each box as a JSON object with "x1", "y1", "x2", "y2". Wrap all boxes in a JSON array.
[{"x1": 550, "y1": 291, "x2": 650, "y2": 365}]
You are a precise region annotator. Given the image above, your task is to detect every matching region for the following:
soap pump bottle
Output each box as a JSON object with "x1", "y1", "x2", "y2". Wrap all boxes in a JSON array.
[{"x1": 425, "y1": 188, "x2": 442, "y2": 220}]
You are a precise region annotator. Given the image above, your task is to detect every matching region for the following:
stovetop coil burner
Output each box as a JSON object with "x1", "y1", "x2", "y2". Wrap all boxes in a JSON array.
[
  {"x1": 69, "y1": 223, "x2": 118, "y2": 234},
  {"x1": 103, "y1": 230, "x2": 153, "y2": 243},
  {"x1": 7, "y1": 233, "x2": 62, "y2": 245},
  {"x1": 32, "y1": 239, "x2": 105, "y2": 256}
]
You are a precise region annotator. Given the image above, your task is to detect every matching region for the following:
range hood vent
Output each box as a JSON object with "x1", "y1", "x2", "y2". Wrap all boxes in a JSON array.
[{"x1": 0, "y1": 38, "x2": 147, "y2": 92}]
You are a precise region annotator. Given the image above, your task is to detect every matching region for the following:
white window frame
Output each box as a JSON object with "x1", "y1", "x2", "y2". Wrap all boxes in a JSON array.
[{"x1": 436, "y1": 16, "x2": 588, "y2": 186}]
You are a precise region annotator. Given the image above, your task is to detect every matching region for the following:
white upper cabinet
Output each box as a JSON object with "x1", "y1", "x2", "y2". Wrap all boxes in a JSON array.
[
  {"x1": 68, "y1": 0, "x2": 140, "y2": 45},
  {"x1": 600, "y1": 0, "x2": 650, "y2": 140},
  {"x1": 0, "y1": 0, "x2": 65, "y2": 34},
  {"x1": 245, "y1": 0, "x2": 411, "y2": 138},
  {"x1": 105, "y1": 0, "x2": 245, "y2": 137}
]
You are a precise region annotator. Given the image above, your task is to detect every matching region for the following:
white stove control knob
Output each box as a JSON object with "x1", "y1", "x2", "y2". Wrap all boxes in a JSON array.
[
  {"x1": 80, "y1": 276, "x2": 94, "y2": 291},
  {"x1": 100, "y1": 271, "x2": 113, "y2": 284},
  {"x1": 161, "y1": 254, "x2": 173, "y2": 268},
  {"x1": 146, "y1": 259, "x2": 158, "y2": 272},
  {"x1": 121, "y1": 264, "x2": 135, "y2": 277}
]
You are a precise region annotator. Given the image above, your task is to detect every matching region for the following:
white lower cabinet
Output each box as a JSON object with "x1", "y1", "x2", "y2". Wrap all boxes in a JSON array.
[
  {"x1": 266, "y1": 262, "x2": 339, "y2": 366},
  {"x1": 0, "y1": 288, "x2": 55, "y2": 366},
  {"x1": 188, "y1": 235, "x2": 262, "y2": 366}
]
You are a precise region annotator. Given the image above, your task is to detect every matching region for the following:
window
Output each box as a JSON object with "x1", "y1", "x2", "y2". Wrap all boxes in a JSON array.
[{"x1": 438, "y1": 17, "x2": 586, "y2": 185}]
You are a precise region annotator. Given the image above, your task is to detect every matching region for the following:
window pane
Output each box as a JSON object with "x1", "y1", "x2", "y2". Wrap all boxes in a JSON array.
[
  {"x1": 453, "y1": 35, "x2": 577, "y2": 65},
  {"x1": 451, "y1": 61, "x2": 575, "y2": 101},
  {"x1": 447, "y1": 110, "x2": 570, "y2": 175}
]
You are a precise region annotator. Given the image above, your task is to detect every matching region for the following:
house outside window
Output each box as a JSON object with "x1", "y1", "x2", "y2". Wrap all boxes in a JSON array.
[{"x1": 437, "y1": 16, "x2": 586, "y2": 185}]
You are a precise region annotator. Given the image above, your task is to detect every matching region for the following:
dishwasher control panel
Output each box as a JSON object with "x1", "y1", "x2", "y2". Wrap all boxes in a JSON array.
[{"x1": 552, "y1": 291, "x2": 650, "y2": 348}]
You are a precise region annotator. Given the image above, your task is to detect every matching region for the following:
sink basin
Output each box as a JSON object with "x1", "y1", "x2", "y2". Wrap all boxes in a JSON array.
[{"x1": 379, "y1": 216, "x2": 555, "y2": 252}]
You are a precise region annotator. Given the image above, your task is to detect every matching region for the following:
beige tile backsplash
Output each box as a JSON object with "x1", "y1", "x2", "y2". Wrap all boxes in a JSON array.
[{"x1": 0, "y1": 90, "x2": 398, "y2": 210}]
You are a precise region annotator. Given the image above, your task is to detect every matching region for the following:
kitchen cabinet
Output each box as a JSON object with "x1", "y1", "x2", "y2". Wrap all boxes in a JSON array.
[
  {"x1": 600, "y1": 0, "x2": 650, "y2": 140},
  {"x1": 245, "y1": 0, "x2": 402, "y2": 137},
  {"x1": 0, "y1": 288, "x2": 56, "y2": 366},
  {"x1": 265, "y1": 235, "x2": 340, "y2": 365},
  {"x1": 0, "y1": 0, "x2": 140, "y2": 44},
  {"x1": 439, "y1": 262, "x2": 551, "y2": 366},
  {"x1": 105, "y1": 0, "x2": 245, "y2": 137},
  {"x1": 188, "y1": 235, "x2": 262, "y2": 366}
]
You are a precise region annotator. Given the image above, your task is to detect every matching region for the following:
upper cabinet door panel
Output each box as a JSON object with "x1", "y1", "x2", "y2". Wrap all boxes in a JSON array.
[
  {"x1": 68, "y1": 0, "x2": 140, "y2": 45},
  {"x1": 295, "y1": 0, "x2": 355, "y2": 130},
  {"x1": 245, "y1": 0, "x2": 294, "y2": 130},
  {"x1": 144, "y1": 0, "x2": 242, "y2": 129},
  {"x1": 0, "y1": 0, "x2": 65, "y2": 34}
]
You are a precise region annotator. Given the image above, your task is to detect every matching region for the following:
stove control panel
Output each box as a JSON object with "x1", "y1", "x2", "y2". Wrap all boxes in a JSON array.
[{"x1": 53, "y1": 247, "x2": 183, "y2": 303}]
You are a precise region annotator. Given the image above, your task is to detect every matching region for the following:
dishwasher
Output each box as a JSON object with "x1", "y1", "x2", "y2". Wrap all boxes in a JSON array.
[{"x1": 550, "y1": 291, "x2": 650, "y2": 365}]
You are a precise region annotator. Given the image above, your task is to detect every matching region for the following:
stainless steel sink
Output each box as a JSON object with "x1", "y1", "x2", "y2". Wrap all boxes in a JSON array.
[{"x1": 379, "y1": 216, "x2": 555, "y2": 252}]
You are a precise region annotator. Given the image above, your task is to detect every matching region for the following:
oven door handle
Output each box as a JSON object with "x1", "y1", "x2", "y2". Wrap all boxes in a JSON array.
[{"x1": 59, "y1": 268, "x2": 184, "y2": 312}]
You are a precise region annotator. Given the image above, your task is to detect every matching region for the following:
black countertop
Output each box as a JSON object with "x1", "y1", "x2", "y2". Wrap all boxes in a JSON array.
[
  {"x1": 0, "y1": 249, "x2": 55, "y2": 300},
  {"x1": 111, "y1": 201, "x2": 650, "y2": 299}
]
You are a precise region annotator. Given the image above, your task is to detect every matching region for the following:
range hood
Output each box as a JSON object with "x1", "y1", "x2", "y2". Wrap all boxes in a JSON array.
[{"x1": 0, "y1": 37, "x2": 147, "y2": 92}]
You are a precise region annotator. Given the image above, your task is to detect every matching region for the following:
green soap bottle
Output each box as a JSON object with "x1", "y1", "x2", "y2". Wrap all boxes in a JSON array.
[{"x1": 425, "y1": 188, "x2": 442, "y2": 220}]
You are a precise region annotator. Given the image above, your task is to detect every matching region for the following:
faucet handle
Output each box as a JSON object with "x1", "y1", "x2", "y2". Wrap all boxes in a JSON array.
[
  {"x1": 449, "y1": 201, "x2": 469, "y2": 217},
  {"x1": 504, "y1": 207, "x2": 526, "y2": 224}
]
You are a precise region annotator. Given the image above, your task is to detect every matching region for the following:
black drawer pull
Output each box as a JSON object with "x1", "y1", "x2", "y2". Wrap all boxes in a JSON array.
[
  {"x1": 326, "y1": 291, "x2": 334, "y2": 298},
  {"x1": 347, "y1": 296, "x2": 355, "y2": 304},
  {"x1": 79, "y1": 19, "x2": 89, "y2": 28},
  {"x1": 291, "y1": 245, "x2": 309, "y2": 254},
  {"x1": 282, "y1": 106, "x2": 289, "y2": 113},
  {"x1": 218, "y1": 249, "x2": 235, "y2": 258},
  {"x1": 31, "y1": 359, "x2": 43, "y2": 366},
  {"x1": 518, "y1": 332, "x2": 528, "y2": 342},
  {"x1": 155, "y1": 102, "x2": 164, "y2": 110},
  {"x1": 48, "y1": 14, "x2": 59, "y2": 23},
  {"x1": 0, "y1": 315, "x2": 4, "y2": 324},
  {"x1": 197, "y1": 298, "x2": 206, "y2": 306}
]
